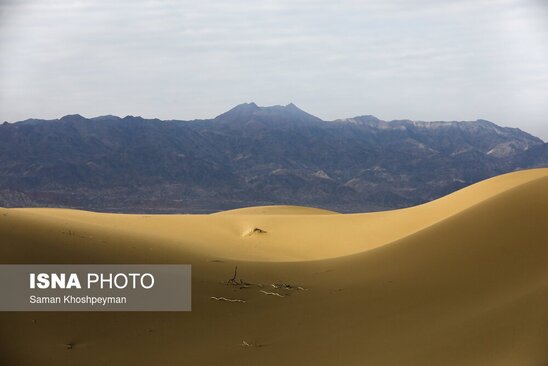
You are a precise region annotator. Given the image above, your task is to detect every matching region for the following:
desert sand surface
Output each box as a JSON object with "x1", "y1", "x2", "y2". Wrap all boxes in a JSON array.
[{"x1": 0, "y1": 168, "x2": 547, "y2": 365}]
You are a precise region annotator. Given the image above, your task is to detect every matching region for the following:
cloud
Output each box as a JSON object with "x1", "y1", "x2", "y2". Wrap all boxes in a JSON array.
[{"x1": 0, "y1": 0, "x2": 547, "y2": 139}]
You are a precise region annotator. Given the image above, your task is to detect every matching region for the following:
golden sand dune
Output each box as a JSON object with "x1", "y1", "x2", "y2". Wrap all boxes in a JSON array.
[
  {"x1": 0, "y1": 168, "x2": 547, "y2": 365},
  {"x1": 213, "y1": 205, "x2": 340, "y2": 215}
]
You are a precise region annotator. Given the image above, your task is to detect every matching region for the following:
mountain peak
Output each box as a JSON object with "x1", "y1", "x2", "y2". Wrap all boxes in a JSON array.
[
  {"x1": 91, "y1": 115, "x2": 122, "y2": 122},
  {"x1": 344, "y1": 115, "x2": 383, "y2": 125},
  {"x1": 228, "y1": 102, "x2": 260, "y2": 112},
  {"x1": 214, "y1": 102, "x2": 321, "y2": 127},
  {"x1": 235, "y1": 102, "x2": 259, "y2": 110},
  {"x1": 60, "y1": 114, "x2": 87, "y2": 122},
  {"x1": 281, "y1": 102, "x2": 309, "y2": 114},
  {"x1": 214, "y1": 102, "x2": 259, "y2": 120}
]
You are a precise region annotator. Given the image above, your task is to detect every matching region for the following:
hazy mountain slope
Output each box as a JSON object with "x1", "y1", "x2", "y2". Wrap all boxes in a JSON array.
[{"x1": 0, "y1": 104, "x2": 545, "y2": 212}]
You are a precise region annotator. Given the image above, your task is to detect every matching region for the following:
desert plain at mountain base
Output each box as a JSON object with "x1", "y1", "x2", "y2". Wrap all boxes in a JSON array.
[{"x1": 0, "y1": 168, "x2": 547, "y2": 365}]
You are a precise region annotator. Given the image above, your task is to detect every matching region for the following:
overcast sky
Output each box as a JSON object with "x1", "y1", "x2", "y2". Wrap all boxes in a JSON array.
[{"x1": 0, "y1": 0, "x2": 547, "y2": 139}]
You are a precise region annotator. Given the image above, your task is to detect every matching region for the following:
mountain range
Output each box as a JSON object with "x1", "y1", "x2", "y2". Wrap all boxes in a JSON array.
[{"x1": 1, "y1": 103, "x2": 546, "y2": 212}]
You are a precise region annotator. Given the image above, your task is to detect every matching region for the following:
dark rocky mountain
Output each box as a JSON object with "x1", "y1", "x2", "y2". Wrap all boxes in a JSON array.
[{"x1": 0, "y1": 103, "x2": 546, "y2": 213}]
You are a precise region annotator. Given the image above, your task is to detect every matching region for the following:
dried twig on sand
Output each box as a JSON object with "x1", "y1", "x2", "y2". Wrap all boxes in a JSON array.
[
  {"x1": 271, "y1": 283, "x2": 308, "y2": 291},
  {"x1": 225, "y1": 266, "x2": 252, "y2": 289},
  {"x1": 227, "y1": 266, "x2": 239, "y2": 285},
  {"x1": 260, "y1": 290, "x2": 285, "y2": 298},
  {"x1": 241, "y1": 340, "x2": 264, "y2": 348},
  {"x1": 210, "y1": 296, "x2": 246, "y2": 303}
]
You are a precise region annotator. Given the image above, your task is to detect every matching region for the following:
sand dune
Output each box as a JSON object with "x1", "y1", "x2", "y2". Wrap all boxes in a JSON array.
[
  {"x1": 214, "y1": 205, "x2": 340, "y2": 215},
  {"x1": 0, "y1": 168, "x2": 547, "y2": 365}
]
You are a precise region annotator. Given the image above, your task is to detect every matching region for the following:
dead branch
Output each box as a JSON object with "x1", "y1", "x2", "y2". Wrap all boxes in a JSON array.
[
  {"x1": 210, "y1": 296, "x2": 246, "y2": 303},
  {"x1": 225, "y1": 266, "x2": 252, "y2": 288},
  {"x1": 260, "y1": 290, "x2": 285, "y2": 298},
  {"x1": 271, "y1": 283, "x2": 308, "y2": 291}
]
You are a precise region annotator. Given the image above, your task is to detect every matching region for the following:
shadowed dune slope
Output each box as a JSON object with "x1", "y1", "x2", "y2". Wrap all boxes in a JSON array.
[{"x1": 0, "y1": 168, "x2": 547, "y2": 365}]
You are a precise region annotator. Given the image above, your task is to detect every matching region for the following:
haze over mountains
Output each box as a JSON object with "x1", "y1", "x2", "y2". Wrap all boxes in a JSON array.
[{"x1": 1, "y1": 103, "x2": 546, "y2": 212}]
